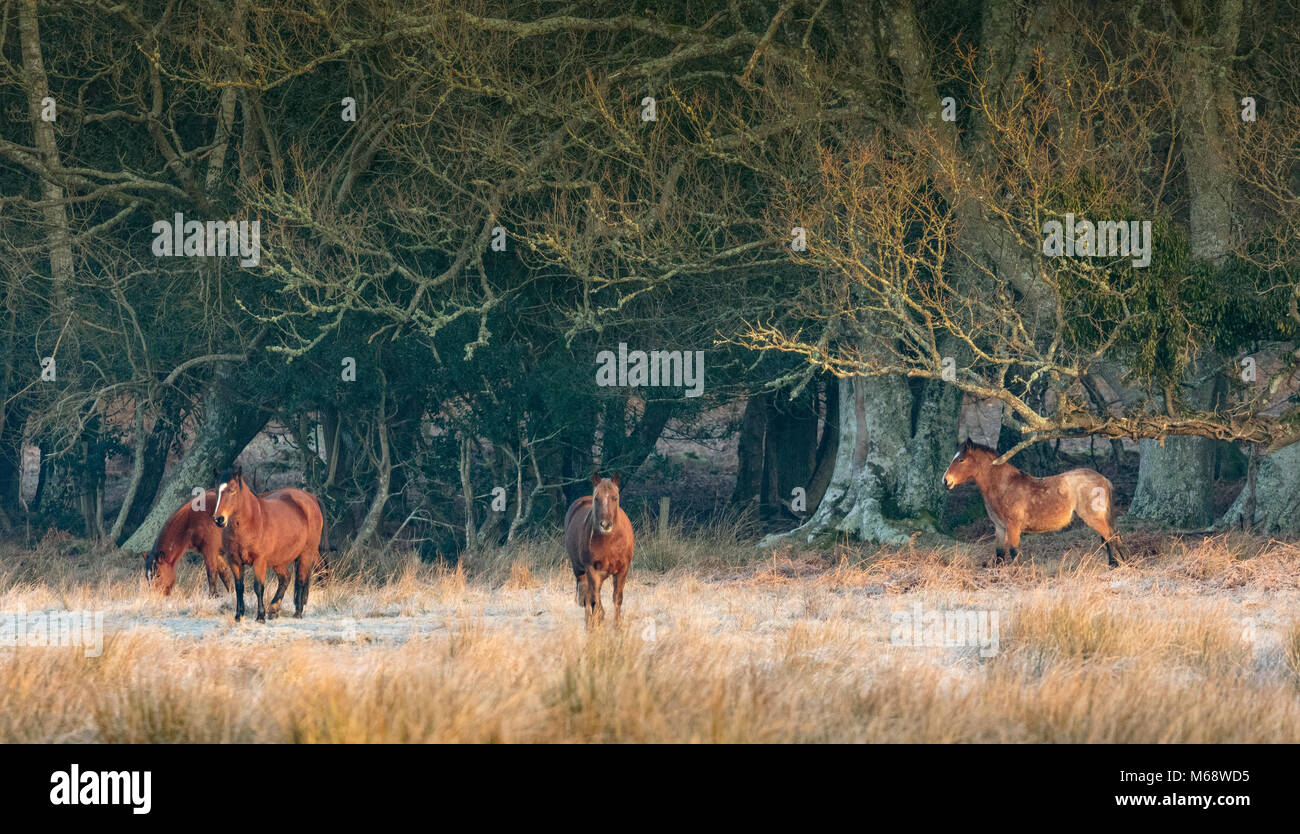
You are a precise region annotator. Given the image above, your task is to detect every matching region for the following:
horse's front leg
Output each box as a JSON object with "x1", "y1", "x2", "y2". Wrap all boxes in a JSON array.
[
  {"x1": 584, "y1": 570, "x2": 605, "y2": 627},
  {"x1": 992, "y1": 522, "x2": 1007, "y2": 565},
  {"x1": 573, "y1": 570, "x2": 587, "y2": 608},
  {"x1": 611, "y1": 567, "x2": 628, "y2": 625},
  {"x1": 1005, "y1": 526, "x2": 1022, "y2": 562},
  {"x1": 252, "y1": 559, "x2": 269, "y2": 623},
  {"x1": 230, "y1": 562, "x2": 245, "y2": 622}
]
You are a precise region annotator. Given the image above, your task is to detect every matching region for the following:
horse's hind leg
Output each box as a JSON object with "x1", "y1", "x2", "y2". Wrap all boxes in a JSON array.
[
  {"x1": 293, "y1": 553, "x2": 315, "y2": 619},
  {"x1": 1082, "y1": 508, "x2": 1124, "y2": 567},
  {"x1": 215, "y1": 555, "x2": 232, "y2": 593},
  {"x1": 203, "y1": 560, "x2": 221, "y2": 597},
  {"x1": 267, "y1": 564, "x2": 290, "y2": 618},
  {"x1": 204, "y1": 551, "x2": 231, "y2": 597},
  {"x1": 1101, "y1": 530, "x2": 1127, "y2": 567}
]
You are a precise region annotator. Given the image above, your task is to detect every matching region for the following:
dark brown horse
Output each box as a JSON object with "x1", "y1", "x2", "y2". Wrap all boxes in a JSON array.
[
  {"x1": 564, "y1": 473, "x2": 635, "y2": 624},
  {"x1": 943, "y1": 439, "x2": 1127, "y2": 567},
  {"x1": 211, "y1": 468, "x2": 324, "y2": 622},
  {"x1": 144, "y1": 490, "x2": 231, "y2": 596}
]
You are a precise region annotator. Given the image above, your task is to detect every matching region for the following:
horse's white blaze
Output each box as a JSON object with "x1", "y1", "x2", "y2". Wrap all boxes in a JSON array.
[{"x1": 214, "y1": 482, "x2": 227, "y2": 515}]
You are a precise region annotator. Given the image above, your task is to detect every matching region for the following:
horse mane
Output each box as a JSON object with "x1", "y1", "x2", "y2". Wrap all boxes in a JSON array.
[{"x1": 962, "y1": 439, "x2": 998, "y2": 456}]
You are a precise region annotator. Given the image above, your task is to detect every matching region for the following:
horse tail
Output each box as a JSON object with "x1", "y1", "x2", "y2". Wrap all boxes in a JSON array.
[
  {"x1": 316, "y1": 548, "x2": 332, "y2": 582},
  {"x1": 311, "y1": 492, "x2": 333, "y2": 582}
]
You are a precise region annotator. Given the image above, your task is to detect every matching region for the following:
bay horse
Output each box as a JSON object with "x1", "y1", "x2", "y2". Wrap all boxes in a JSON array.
[
  {"x1": 211, "y1": 468, "x2": 324, "y2": 622},
  {"x1": 943, "y1": 439, "x2": 1127, "y2": 567},
  {"x1": 564, "y1": 472, "x2": 634, "y2": 625},
  {"x1": 143, "y1": 490, "x2": 231, "y2": 596}
]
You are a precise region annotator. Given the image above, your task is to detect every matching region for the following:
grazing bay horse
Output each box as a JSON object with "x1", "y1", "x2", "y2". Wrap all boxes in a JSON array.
[
  {"x1": 211, "y1": 469, "x2": 324, "y2": 622},
  {"x1": 943, "y1": 439, "x2": 1127, "y2": 567},
  {"x1": 144, "y1": 490, "x2": 231, "y2": 596},
  {"x1": 564, "y1": 473, "x2": 635, "y2": 625}
]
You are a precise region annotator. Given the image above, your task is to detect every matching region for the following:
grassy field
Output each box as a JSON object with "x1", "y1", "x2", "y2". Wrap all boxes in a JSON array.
[{"x1": 2, "y1": 521, "x2": 1300, "y2": 742}]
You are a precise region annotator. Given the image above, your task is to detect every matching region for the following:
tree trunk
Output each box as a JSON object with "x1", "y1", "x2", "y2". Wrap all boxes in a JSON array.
[
  {"x1": 0, "y1": 403, "x2": 28, "y2": 530},
  {"x1": 622, "y1": 398, "x2": 675, "y2": 476},
  {"x1": 120, "y1": 375, "x2": 268, "y2": 553},
  {"x1": 764, "y1": 373, "x2": 960, "y2": 545},
  {"x1": 348, "y1": 398, "x2": 391, "y2": 554},
  {"x1": 109, "y1": 409, "x2": 147, "y2": 543},
  {"x1": 119, "y1": 390, "x2": 187, "y2": 540},
  {"x1": 1218, "y1": 442, "x2": 1300, "y2": 534},
  {"x1": 731, "y1": 391, "x2": 769, "y2": 506},
  {"x1": 559, "y1": 399, "x2": 598, "y2": 508},
  {"x1": 80, "y1": 417, "x2": 107, "y2": 541},
  {"x1": 804, "y1": 378, "x2": 839, "y2": 513},
  {"x1": 1129, "y1": 435, "x2": 1216, "y2": 528},
  {"x1": 34, "y1": 445, "x2": 83, "y2": 533},
  {"x1": 760, "y1": 386, "x2": 818, "y2": 517},
  {"x1": 1131, "y1": 0, "x2": 1241, "y2": 527},
  {"x1": 459, "y1": 433, "x2": 479, "y2": 557},
  {"x1": 19, "y1": 0, "x2": 74, "y2": 303},
  {"x1": 598, "y1": 395, "x2": 675, "y2": 478}
]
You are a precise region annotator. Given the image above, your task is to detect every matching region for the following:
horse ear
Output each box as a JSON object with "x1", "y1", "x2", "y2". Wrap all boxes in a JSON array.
[
  {"x1": 611, "y1": 471, "x2": 622, "y2": 487},
  {"x1": 591, "y1": 471, "x2": 602, "y2": 485},
  {"x1": 234, "y1": 467, "x2": 243, "y2": 484},
  {"x1": 963, "y1": 437, "x2": 973, "y2": 450}
]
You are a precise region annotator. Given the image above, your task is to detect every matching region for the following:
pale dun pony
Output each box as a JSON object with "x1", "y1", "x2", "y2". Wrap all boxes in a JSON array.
[{"x1": 943, "y1": 439, "x2": 1127, "y2": 566}]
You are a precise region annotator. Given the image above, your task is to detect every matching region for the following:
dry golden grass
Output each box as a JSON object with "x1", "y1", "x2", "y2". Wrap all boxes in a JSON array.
[{"x1": 2, "y1": 524, "x2": 1300, "y2": 742}]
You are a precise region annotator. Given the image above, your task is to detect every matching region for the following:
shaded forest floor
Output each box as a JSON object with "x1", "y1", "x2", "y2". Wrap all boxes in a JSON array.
[{"x1": 3, "y1": 522, "x2": 1300, "y2": 742}]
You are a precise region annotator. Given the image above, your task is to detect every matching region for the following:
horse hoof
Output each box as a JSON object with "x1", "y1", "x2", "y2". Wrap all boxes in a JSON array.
[
  {"x1": 293, "y1": 611, "x2": 303, "y2": 619},
  {"x1": 256, "y1": 615, "x2": 266, "y2": 623}
]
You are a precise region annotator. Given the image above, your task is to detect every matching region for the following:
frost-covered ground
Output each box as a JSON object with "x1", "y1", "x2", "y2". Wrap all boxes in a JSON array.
[{"x1": 3, "y1": 529, "x2": 1300, "y2": 742}]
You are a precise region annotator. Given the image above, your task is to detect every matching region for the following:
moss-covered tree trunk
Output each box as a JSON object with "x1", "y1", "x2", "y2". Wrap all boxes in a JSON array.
[
  {"x1": 1218, "y1": 443, "x2": 1300, "y2": 534},
  {"x1": 120, "y1": 373, "x2": 267, "y2": 554},
  {"x1": 1129, "y1": 0, "x2": 1240, "y2": 527},
  {"x1": 765, "y1": 374, "x2": 960, "y2": 546}
]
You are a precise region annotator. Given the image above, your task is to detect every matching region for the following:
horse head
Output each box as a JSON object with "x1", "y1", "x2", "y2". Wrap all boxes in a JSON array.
[
  {"x1": 590, "y1": 471, "x2": 622, "y2": 534},
  {"x1": 144, "y1": 548, "x2": 176, "y2": 594},
  {"x1": 943, "y1": 439, "x2": 994, "y2": 489},
  {"x1": 211, "y1": 467, "x2": 247, "y2": 529}
]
